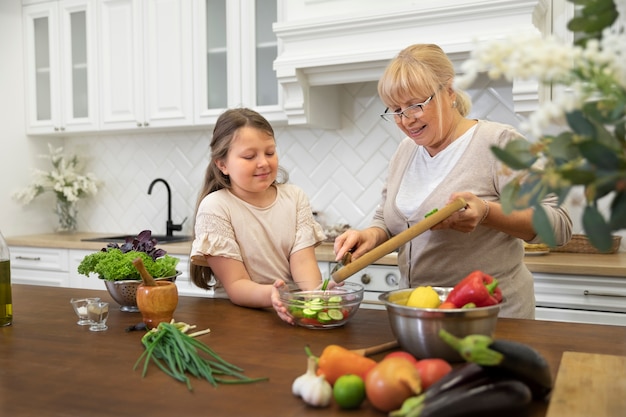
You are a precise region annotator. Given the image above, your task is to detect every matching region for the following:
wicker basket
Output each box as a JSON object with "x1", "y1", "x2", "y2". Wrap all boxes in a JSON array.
[{"x1": 550, "y1": 234, "x2": 622, "y2": 254}]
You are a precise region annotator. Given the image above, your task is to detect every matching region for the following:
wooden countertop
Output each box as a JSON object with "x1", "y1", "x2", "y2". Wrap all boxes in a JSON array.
[
  {"x1": 6, "y1": 233, "x2": 626, "y2": 277},
  {"x1": 3, "y1": 284, "x2": 625, "y2": 417}
]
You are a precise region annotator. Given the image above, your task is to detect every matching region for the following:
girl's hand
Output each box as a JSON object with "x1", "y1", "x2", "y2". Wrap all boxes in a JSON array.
[{"x1": 270, "y1": 280, "x2": 295, "y2": 325}]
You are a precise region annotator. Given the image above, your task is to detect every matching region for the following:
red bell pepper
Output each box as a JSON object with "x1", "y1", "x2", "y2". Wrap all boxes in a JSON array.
[{"x1": 445, "y1": 270, "x2": 501, "y2": 308}]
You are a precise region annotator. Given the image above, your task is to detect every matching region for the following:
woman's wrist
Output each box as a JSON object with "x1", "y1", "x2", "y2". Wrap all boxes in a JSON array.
[{"x1": 478, "y1": 199, "x2": 490, "y2": 224}]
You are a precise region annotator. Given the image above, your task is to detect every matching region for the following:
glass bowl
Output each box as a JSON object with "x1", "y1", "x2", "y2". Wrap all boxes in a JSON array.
[{"x1": 280, "y1": 282, "x2": 364, "y2": 329}]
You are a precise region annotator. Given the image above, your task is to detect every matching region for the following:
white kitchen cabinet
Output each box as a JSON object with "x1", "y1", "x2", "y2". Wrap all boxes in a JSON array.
[
  {"x1": 22, "y1": 0, "x2": 98, "y2": 135},
  {"x1": 68, "y1": 248, "x2": 103, "y2": 289},
  {"x1": 193, "y1": 0, "x2": 282, "y2": 125},
  {"x1": 534, "y1": 272, "x2": 626, "y2": 326},
  {"x1": 98, "y1": 0, "x2": 194, "y2": 131},
  {"x1": 9, "y1": 246, "x2": 70, "y2": 287}
]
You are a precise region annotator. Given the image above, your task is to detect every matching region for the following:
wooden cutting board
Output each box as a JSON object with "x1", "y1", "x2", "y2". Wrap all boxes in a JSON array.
[{"x1": 546, "y1": 351, "x2": 626, "y2": 417}]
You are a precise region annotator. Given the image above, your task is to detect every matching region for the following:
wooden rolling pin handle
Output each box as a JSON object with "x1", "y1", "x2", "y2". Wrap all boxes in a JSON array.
[
  {"x1": 132, "y1": 257, "x2": 157, "y2": 286},
  {"x1": 331, "y1": 197, "x2": 467, "y2": 283}
]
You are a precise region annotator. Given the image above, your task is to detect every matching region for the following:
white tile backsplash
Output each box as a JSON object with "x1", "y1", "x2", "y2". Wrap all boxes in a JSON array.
[{"x1": 67, "y1": 77, "x2": 525, "y2": 235}]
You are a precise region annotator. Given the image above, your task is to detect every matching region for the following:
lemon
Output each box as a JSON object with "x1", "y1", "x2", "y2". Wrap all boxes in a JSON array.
[
  {"x1": 406, "y1": 286, "x2": 441, "y2": 308},
  {"x1": 333, "y1": 374, "x2": 366, "y2": 409}
]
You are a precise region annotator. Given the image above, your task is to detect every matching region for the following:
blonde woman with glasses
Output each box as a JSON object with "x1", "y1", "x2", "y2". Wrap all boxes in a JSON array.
[{"x1": 334, "y1": 44, "x2": 572, "y2": 319}]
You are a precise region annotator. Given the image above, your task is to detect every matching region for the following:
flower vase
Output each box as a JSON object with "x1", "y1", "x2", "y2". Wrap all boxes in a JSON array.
[{"x1": 55, "y1": 199, "x2": 78, "y2": 233}]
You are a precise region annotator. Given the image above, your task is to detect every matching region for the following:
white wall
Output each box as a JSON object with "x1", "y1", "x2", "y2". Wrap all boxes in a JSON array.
[{"x1": 0, "y1": 0, "x2": 59, "y2": 237}]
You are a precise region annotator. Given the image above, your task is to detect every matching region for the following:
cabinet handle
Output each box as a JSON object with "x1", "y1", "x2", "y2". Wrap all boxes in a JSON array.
[
  {"x1": 360, "y1": 274, "x2": 371, "y2": 285},
  {"x1": 584, "y1": 290, "x2": 626, "y2": 298},
  {"x1": 137, "y1": 122, "x2": 142, "y2": 127},
  {"x1": 143, "y1": 122, "x2": 149, "y2": 127},
  {"x1": 15, "y1": 256, "x2": 42, "y2": 261}
]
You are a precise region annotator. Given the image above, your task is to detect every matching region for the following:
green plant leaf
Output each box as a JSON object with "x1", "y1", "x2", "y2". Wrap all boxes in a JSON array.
[
  {"x1": 582, "y1": 99, "x2": 620, "y2": 125},
  {"x1": 582, "y1": 205, "x2": 614, "y2": 252},
  {"x1": 532, "y1": 205, "x2": 557, "y2": 247},
  {"x1": 579, "y1": 141, "x2": 621, "y2": 169},
  {"x1": 559, "y1": 168, "x2": 596, "y2": 185},
  {"x1": 490, "y1": 140, "x2": 536, "y2": 170},
  {"x1": 500, "y1": 180, "x2": 519, "y2": 214},
  {"x1": 568, "y1": 8, "x2": 618, "y2": 33},
  {"x1": 566, "y1": 111, "x2": 596, "y2": 137},
  {"x1": 547, "y1": 132, "x2": 580, "y2": 164},
  {"x1": 609, "y1": 191, "x2": 626, "y2": 229},
  {"x1": 615, "y1": 121, "x2": 625, "y2": 142},
  {"x1": 581, "y1": 0, "x2": 617, "y2": 15}
]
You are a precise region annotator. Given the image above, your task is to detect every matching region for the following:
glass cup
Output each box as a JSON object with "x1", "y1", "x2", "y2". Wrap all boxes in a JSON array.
[
  {"x1": 70, "y1": 297, "x2": 101, "y2": 325},
  {"x1": 87, "y1": 301, "x2": 109, "y2": 332}
]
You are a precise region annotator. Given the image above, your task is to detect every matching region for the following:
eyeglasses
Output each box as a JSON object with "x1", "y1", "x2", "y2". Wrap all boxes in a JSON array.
[{"x1": 380, "y1": 94, "x2": 435, "y2": 122}]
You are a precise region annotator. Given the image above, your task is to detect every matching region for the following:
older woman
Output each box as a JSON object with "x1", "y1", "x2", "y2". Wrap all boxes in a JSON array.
[{"x1": 334, "y1": 44, "x2": 572, "y2": 318}]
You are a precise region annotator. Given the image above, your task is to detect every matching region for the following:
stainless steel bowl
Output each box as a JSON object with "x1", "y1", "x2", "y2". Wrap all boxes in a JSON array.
[{"x1": 379, "y1": 287, "x2": 500, "y2": 361}]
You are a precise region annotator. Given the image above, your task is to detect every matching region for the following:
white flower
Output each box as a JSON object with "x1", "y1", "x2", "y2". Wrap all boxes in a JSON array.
[{"x1": 13, "y1": 144, "x2": 100, "y2": 206}]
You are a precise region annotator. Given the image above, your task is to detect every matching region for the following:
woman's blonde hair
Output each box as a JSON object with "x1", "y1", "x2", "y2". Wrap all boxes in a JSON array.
[
  {"x1": 190, "y1": 108, "x2": 288, "y2": 289},
  {"x1": 378, "y1": 44, "x2": 471, "y2": 128}
]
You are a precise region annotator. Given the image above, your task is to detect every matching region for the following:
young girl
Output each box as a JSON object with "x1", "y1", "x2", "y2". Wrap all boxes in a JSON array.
[{"x1": 190, "y1": 108, "x2": 326, "y2": 324}]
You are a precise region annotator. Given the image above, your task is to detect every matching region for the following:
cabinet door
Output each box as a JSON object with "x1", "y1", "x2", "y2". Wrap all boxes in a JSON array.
[
  {"x1": 194, "y1": 0, "x2": 280, "y2": 125},
  {"x1": 99, "y1": 0, "x2": 194, "y2": 130},
  {"x1": 23, "y1": 2, "x2": 61, "y2": 133},
  {"x1": 98, "y1": 0, "x2": 144, "y2": 130},
  {"x1": 143, "y1": 0, "x2": 194, "y2": 127},
  {"x1": 59, "y1": 0, "x2": 99, "y2": 132},
  {"x1": 23, "y1": 0, "x2": 98, "y2": 135}
]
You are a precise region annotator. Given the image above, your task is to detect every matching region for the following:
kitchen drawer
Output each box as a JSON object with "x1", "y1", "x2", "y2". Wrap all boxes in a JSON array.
[
  {"x1": 10, "y1": 246, "x2": 69, "y2": 272},
  {"x1": 534, "y1": 272, "x2": 626, "y2": 316}
]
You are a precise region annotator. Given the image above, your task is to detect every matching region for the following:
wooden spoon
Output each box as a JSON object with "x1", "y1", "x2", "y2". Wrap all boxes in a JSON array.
[
  {"x1": 351, "y1": 340, "x2": 399, "y2": 356},
  {"x1": 331, "y1": 197, "x2": 467, "y2": 284},
  {"x1": 132, "y1": 257, "x2": 156, "y2": 286}
]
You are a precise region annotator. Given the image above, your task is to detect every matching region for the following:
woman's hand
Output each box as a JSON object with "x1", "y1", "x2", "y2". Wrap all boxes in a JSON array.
[
  {"x1": 431, "y1": 192, "x2": 488, "y2": 233},
  {"x1": 334, "y1": 227, "x2": 386, "y2": 261},
  {"x1": 270, "y1": 280, "x2": 295, "y2": 325}
]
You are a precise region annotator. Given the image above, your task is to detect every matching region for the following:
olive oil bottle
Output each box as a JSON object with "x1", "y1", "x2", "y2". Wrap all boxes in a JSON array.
[{"x1": 0, "y1": 230, "x2": 12, "y2": 326}]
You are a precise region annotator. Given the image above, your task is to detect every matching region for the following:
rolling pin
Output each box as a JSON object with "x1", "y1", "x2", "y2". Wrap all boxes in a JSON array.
[{"x1": 331, "y1": 197, "x2": 467, "y2": 283}]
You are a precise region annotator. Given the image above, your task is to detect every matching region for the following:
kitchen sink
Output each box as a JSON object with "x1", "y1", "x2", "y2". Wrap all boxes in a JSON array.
[{"x1": 81, "y1": 234, "x2": 192, "y2": 244}]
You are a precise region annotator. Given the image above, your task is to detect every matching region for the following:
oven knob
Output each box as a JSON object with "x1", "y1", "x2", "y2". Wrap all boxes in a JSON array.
[
  {"x1": 385, "y1": 273, "x2": 399, "y2": 286},
  {"x1": 360, "y1": 274, "x2": 371, "y2": 285}
]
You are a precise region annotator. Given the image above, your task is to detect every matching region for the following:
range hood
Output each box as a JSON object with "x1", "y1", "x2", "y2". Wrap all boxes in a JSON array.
[{"x1": 273, "y1": 0, "x2": 549, "y2": 127}]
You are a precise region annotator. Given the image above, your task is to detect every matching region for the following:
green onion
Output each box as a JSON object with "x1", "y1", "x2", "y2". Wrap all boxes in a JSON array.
[{"x1": 133, "y1": 321, "x2": 268, "y2": 390}]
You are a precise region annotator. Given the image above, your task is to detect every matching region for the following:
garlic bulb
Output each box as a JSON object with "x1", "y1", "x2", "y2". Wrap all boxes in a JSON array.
[{"x1": 292, "y1": 356, "x2": 332, "y2": 407}]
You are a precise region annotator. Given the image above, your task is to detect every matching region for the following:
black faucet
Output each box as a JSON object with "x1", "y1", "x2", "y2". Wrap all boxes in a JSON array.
[{"x1": 147, "y1": 178, "x2": 186, "y2": 237}]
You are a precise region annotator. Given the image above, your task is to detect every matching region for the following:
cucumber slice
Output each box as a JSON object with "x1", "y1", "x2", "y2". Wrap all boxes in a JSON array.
[
  {"x1": 328, "y1": 295, "x2": 342, "y2": 304},
  {"x1": 328, "y1": 309, "x2": 344, "y2": 321},
  {"x1": 317, "y1": 312, "x2": 331, "y2": 324},
  {"x1": 302, "y1": 308, "x2": 318, "y2": 319}
]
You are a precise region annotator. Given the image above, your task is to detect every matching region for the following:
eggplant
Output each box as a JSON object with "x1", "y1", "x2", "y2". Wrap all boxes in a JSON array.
[
  {"x1": 438, "y1": 329, "x2": 553, "y2": 400},
  {"x1": 418, "y1": 379, "x2": 532, "y2": 417},
  {"x1": 390, "y1": 364, "x2": 492, "y2": 417},
  {"x1": 485, "y1": 339, "x2": 553, "y2": 400}
]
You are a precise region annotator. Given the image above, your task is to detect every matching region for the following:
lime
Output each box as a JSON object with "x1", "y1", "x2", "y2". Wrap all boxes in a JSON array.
[
  {"x1": 333, "y1": 374, "x2": 366, "y2": 409},
  {"x1": 406, "y1": 286, "x2": 441, "y2": 308}
]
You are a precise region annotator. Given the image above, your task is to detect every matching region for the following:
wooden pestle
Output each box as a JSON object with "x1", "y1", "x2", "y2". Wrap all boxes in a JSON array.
[{"x1": 132, "y1": 257, "x2": 157, "y2": 286}]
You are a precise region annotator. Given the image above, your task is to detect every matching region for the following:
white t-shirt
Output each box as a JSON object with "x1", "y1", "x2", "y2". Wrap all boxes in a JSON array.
[
  {"x1": 191, "y1": 183, "x2": 325, "y2": 297},
  {"x1": 396, "y1": 125, "x2": 476, "y2": 217}
]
